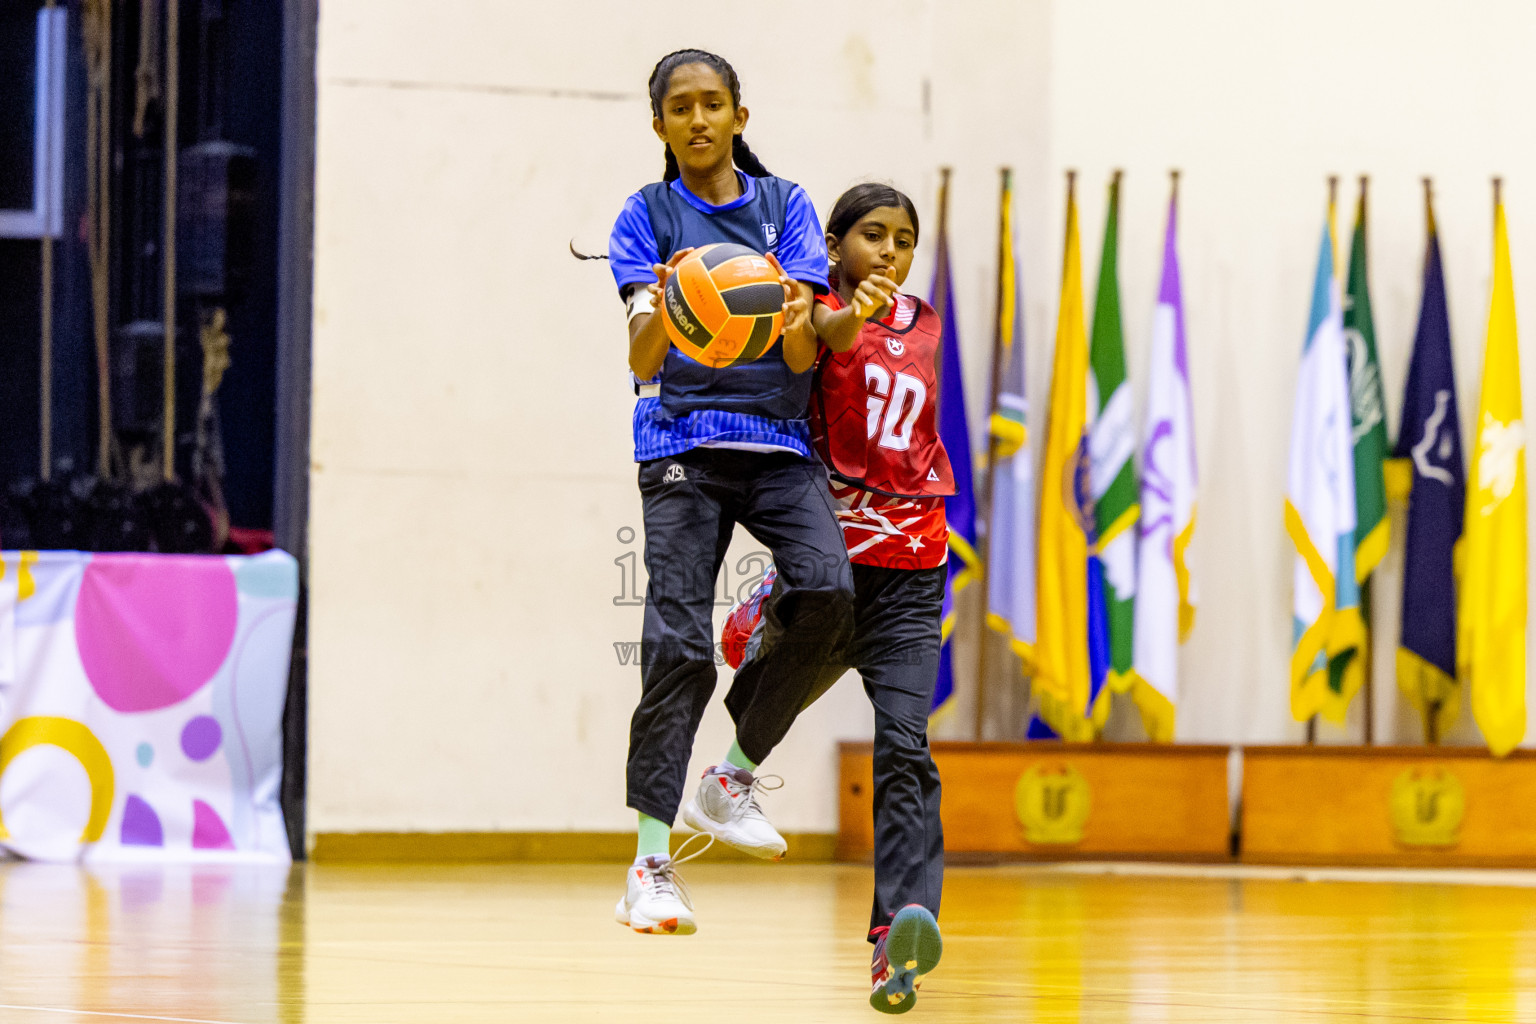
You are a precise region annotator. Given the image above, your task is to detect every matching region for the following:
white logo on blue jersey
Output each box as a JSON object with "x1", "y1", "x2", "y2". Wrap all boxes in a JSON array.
[{"x1": 762, "y1": 222, "x2": 778, "y2": 248}]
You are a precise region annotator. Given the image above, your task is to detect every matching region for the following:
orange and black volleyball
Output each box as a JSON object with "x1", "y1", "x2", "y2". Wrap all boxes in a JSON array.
[{"x1": 661, "y1": 243, "x2": 785, "y2": 367}]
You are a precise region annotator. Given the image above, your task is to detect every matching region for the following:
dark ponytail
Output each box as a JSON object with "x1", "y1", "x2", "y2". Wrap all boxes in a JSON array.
[
  {"x1": 647, "y1": 48, "x2": 772, "y2": 182},
  {"x1": 731, "y1": 136, "x2": 771, "y2": 178}
]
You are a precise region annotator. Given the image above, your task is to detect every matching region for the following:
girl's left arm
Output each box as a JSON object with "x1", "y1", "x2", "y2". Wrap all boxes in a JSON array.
[
  {"x1": 769, "y1": 189, "x2": 829, "y2": 373},
  {"x1": 774, "y1": 271, "x2": 818, "y2": 373},
  {"x1": 764, "y1": 253, "x2": 816, "y2": 372}
]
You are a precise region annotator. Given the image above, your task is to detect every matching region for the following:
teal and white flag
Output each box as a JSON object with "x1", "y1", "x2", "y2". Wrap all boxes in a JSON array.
[{"x1": 1286, "y1": 217, "x2": 1364, "y2": 724}]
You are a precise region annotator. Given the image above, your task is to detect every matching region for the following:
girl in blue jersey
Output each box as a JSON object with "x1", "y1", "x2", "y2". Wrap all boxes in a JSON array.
[{"x1": 607, "y1": 49, "x2": 854, "y2": 936}]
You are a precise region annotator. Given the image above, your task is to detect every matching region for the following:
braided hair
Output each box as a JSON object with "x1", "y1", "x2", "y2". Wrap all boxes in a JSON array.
[{"x1": 647, "y1": 49, "x2": 772, "y2": 183}]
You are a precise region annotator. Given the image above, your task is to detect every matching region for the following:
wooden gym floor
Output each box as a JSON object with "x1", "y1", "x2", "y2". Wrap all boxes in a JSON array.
[{"x1": 3, "y1": 859, "x2": 1536, "y2": 1022}]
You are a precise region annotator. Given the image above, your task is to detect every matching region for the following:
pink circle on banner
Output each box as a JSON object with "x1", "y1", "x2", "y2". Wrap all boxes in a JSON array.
[
  {"x1": 76, "y1": 556, "x2": 239, "y2": 713},
  {"x1": 192, "y1": 799, "x2": 236, "y2": 851}
]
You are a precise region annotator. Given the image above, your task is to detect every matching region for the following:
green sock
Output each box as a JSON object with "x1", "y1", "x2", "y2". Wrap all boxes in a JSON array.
[
  {"x1": 636, "y1": 813, "x2": 671, "y2": 861},
  {"x1": 721, "y1": 737, "x2": 759, "y2": 774}
]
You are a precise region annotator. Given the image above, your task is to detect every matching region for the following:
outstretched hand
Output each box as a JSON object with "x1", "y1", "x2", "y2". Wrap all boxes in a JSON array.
[
  {"x1": 849, "y1": 274, "x2": 899, "y2": 320},
  {"x1": 764, "y1": 252, "x2": 810, "y2": 338},
  {"x1": 645, "y1": 247, "x2": 695, "y2": 311}
]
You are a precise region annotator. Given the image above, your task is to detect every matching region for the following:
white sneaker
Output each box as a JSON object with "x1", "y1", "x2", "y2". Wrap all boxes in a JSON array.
[
  {"x1": 613, "y1": 834, "x2": 712, "y2": 935},
  {"x1": 614, "y1": 854, "x2": 697, "y2": 935},
  {"x1": 682, "y1": 766, "x2": 787, "y2": 860}
]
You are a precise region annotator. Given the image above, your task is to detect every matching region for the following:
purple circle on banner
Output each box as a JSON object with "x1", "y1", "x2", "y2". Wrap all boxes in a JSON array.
[
  {"x1": 180, "y1": 716, "x2": 222, "y2": 761},
  {"x1": 76, "y1": 556, "x2": 239, "y2": 713},
  {"x1": 120, "y1": 795, "x2": 164, "y2": 847}
]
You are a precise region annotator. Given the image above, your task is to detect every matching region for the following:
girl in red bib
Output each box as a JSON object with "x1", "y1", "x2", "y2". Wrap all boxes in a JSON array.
[{"x1": 725, "y1": 183, "x2": 947, "y2": 1014}]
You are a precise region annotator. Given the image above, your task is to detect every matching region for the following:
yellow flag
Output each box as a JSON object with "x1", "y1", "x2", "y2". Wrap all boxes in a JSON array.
[
  {"x1": 1459, "y1": 198, "x2": 1527, "y2": 756},
  {"x1": 1034, "y1": 181, "x2": 1095, "y2": 739}
]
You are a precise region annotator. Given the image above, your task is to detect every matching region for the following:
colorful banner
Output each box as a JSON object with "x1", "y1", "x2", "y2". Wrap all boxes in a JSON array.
[{"x1": 0, "y1": 550, "x2": 297, "y2": 862}]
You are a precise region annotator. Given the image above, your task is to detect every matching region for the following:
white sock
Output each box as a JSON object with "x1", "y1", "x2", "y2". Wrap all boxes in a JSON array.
[
  {"x1": 633, "y1": 852, "x2": 669, "y2": 867},
  {"x1": 716, "y1": 758, "x2": 748, "y2": 777}
]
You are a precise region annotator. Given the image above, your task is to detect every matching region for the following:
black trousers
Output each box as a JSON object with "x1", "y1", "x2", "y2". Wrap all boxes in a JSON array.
[
  {"x1": 627, "y1": 448, "x2": 855, "y2": 825},
  {"x1": 803, "y1": 563, "x2": 946, "y2": 938}
]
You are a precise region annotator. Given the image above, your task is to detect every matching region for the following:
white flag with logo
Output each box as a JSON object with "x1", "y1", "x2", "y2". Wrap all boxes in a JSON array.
[{"x1": 1130, "y1": 192, "x2": 1196, "y2": 741}]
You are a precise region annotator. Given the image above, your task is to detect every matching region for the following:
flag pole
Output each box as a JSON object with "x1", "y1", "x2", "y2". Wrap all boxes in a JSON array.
[
  {"x1": 984, "y1": 167, "x2": 1012, "y2": 445},
  {"x1": 1422, "y1": 175, "x2": 1441, "y2": 746},
  {"x1": 973, "y1": 167, "x2": 1013, "y2": 741},
  {"x1": 1359, "y1": 174, "x2": 1376, "y2": 747},
  {"x1": 933, "y1": 168, "x2": 953, "y2": 379},
  {"x1": 1327, "y1": 175, "x2": 1340, "y2": 280},
  {"x1": 1065, "y1": 170, "x2": 1077, "y2": 271},
  {"x1": 38, "y1": 0, "x2": 57, "y2": 482},
  {"x1": 162, "y1": 0, "x2": 181, "y2": 482},
  {"x1": 1061, "y1": 169, "x2": 1078, "y2": 737}
]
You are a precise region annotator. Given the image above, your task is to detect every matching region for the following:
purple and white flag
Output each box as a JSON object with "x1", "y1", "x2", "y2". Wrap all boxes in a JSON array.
[{"x1": 1129, "y1": 190, "x2": 1197, "y2": 741}]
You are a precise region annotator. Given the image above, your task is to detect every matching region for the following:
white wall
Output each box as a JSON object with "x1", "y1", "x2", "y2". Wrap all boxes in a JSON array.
[
  {"x1": 308, "y1": 0, "x2": 1536, "y2": 836},
  {"x1": 307, "y1": 0, "x2": 1050, "y2": 834},
  {"x1": 1046, "y1": 0, "x2": 1536, "y2": 749}
]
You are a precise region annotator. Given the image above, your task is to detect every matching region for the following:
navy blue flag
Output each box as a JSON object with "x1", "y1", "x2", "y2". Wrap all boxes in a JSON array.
[
  {"x1": 1391, "y1": 196, "x2": 1465, "y2": 739},
  {"x1": 932, "y1": 217, "x2": 979, "y2": 719}
]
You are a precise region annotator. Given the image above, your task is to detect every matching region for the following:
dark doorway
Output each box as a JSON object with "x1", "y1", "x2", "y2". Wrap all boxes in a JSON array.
[{"x1": 0, "y1": 0, "x2": 315, "y2": 857}]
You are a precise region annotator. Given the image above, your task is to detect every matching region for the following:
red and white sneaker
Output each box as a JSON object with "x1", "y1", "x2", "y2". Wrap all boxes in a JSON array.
[
  {"x1": 613, "y1": 835, "x2": 713, "y2": 935},
  {"x1": 721, "y1": 568, "x2": 776, "y2": 670},
  {"x1": 869, "y1": 905, "x2": 942, "y2": 1013},
  {"x1": 681, "y1": 765, "x2": 787, "y2": 860},
  {"x1": 614, "y1": 855, "x2": 695, "y2": 935}
]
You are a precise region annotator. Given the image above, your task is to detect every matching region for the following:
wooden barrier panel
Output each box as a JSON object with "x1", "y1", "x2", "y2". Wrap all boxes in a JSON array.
[
  {"x1": 1242, "y1": 746, "x2": 1536, "y2": 867},
  {"x1": 837, "y1": 741, "x2": 1232, "y2": 862}
]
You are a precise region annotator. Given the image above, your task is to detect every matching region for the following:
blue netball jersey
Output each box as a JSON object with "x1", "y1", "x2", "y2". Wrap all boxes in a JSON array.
[{"x1": 609, "y1": 173, "x2": 828, "y2": 463}]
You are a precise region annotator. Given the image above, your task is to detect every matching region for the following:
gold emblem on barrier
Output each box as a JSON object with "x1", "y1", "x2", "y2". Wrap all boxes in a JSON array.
[
  {"x1": 1390, "y1": 766, "x2": 1465, "y2": 848},
  {"x1": 1015, "y1": 765, "x2": 1090, "y2": 845}
]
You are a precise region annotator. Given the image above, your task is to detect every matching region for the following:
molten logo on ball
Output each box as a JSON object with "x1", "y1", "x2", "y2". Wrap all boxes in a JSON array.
[{"x1": 662, "y1": 243, "x2": 785, "y2": 368}]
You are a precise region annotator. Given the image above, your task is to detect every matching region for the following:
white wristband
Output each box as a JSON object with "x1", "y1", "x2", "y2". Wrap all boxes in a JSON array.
[{"x1": 625, "y1": 285, "x2": 653, "y2": 323}]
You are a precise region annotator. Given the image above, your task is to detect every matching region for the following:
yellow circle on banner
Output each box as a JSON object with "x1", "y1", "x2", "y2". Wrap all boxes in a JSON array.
[
  {"x1": 1389, "y1": 766, "x2": 1465, "y2": 849},
  {"x1": 1014, "y1": 764, "x2": 1091, "y2": 846},
  {"x1": 0, "y1": 716, "x2": 116, "y2": 843}
]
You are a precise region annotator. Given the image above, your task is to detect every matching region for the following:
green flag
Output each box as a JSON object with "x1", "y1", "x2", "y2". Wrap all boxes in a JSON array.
[
  {"x1": 1089, "y1": 172, "x2": 1139, "y2": 689},
  {"x1": 1345, "y1": 187, "x2": 1390, "y2": 583}
]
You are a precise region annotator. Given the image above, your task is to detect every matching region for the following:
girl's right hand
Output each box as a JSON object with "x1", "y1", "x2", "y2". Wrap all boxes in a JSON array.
[
  {"x1": 646, "y1": 247, "x2": 694, "y2": 310},
  {"x1": 849, "y1": 274, "x2": 899, "y2": 319}
]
